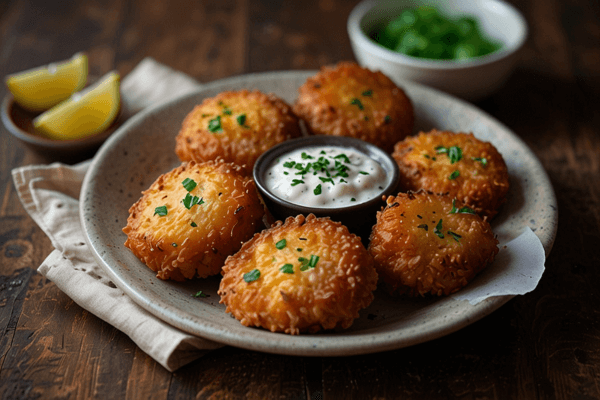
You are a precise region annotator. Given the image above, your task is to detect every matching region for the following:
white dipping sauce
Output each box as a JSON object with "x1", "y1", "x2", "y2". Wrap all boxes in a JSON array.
[{"x1": 264, "y1": 146, "x2": 389, "y2": 208}]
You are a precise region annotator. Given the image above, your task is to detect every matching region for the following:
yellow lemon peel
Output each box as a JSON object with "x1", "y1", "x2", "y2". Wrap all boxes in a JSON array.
[
  {"x1": 6, "y1": 53, "x2": 88, "y2": 112},
  {"x1": 33, "y1": 71, "x2": 121, "y2": 140}
]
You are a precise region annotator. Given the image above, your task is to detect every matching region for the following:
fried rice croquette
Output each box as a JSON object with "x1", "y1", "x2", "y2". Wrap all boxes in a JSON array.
[
  {"x1": 368, "y1": 191, "x2": 499, "y2": 297},
  {"x1": 123, "y1": 160, "x2": 265, "y2": 281},
  {"x1": 293, "y1": 61, "x2": 414, "y2": 152},
  {"x1": 218, "y1": 214, "x2": 378, "y2": 334},
  {"x1": 175, "y1": 90, "x2": 302, "y2": 175},
  {"x1": 392, "y1": 129, "x2": 509, "y2": 219}
]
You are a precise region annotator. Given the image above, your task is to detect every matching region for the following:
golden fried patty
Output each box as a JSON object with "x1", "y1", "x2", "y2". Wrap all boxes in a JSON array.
[
  {"x1": 368, "y1": 191, "x2": 499, "y2": 297},
  {"x1": 175, "y1": 90, "x2": 302, "y2": 175},
  {"x1": 392, "y1": 129, "x2": 509, "y2": 219},
  {"x1": 218, "y1": 214, "x2": 378, "y2": 334},
  {"x1": 123, "y1": 160, "x2": 265, "y2": 281},
  {"x1": 293, "y1": 61, "x2": 414, "y2": 152}
]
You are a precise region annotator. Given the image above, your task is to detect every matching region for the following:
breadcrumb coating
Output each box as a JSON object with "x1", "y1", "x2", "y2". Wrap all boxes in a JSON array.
[
  {"x1": 123, "y1": 160, "x2": 265, "y2": 281},
  {"x1": 218, "y1": 214, "x2": 378, "y2": 334},
  {"x1": 293, "y1": 61, "x2": 414, "y2": 152},
  {"x1": 392, "y1": 129, "x2": 509, "y2": 219},
  {"x1": 175, "y1": 90, "x2": 302, "y2": 175},
  {"x1": 368, "y1": 191, "x2": 499, "y2": 296}
]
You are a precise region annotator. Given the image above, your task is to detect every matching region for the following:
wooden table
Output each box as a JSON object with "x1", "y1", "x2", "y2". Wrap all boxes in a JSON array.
[{"x1": 1, "y1": 0, "x2": 599, "y2": 398}]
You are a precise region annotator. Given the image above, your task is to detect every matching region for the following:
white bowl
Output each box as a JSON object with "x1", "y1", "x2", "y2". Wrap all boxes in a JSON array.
[{"x1": 347, "y1": 0, "x2": 528, "y2": 101}]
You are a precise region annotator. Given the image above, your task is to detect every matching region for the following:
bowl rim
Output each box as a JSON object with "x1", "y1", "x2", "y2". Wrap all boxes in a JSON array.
[
  {"x1": 253, "y1": 135, "x2": 400, "y2": 216},
  {"x1": 347, "y1": 0, "x2": 529, "y2": 71}
]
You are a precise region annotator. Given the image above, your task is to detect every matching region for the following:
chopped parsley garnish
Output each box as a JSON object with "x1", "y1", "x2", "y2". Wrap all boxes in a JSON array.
[
  {"x1": 301, "y1": 152, "x2": 314, "y2": 160},
  {"x1": 314, "y1": 184, "x2": 322, "y2": 195},
  {"x1": 191, "y1": 221, "x2": 198, "y2": 227},
  {"x1": 291, "y1": 179, "x2": 304, "y2": 186},
  {"x1": 472, "y1": 157, "x2": 488, "y2": 166},
  {"x1": 275, "y1": 239, "x2": 287, "y2": 249},
  {"x1": 362, "y1": 89, "x2": 373, "y2": 96},
  {"x1": 208, "y1": 115, "x2": 222, "y2": 133},
  {"x1": 237, "y1": 114, "x2": 248, "y2": 127},
  {"x1": 449, "y1": 170, "x2": 460, "y2": 180},
  {"x1": 283, "y1": 160, "x2": 296, "y2": 168},
  {"x1": 436, "y1": 145, "x2": 463, "y2": 164},
  {"x1": 359, "y1": 171, "x2": 369, "y2": 175},
  {"x1": 334, "y1": 153, "x2": 350, "y2": 163},
  {"x1": 351, "y1": 198, "x2": 356, "y2": 202},
  {"x1": 449, "y1": 199, "x2": 476, "y2": 215},
  {"x1": 192, "y1": 290, "x2": 207, "y2": 298},
  {"x1": 350, "y1": 98, "x2": 364, "y2": 110},
  {"x1": 154, "y1": 205, "x2": 168, "y2": 216},
  {"x1": 280, "y1": 264, "x2": 294, "y2": 274},
  {"x1": 434, "y1": 219, "x2": 444, "y2": 238},
  {"x1": 448, "y1": 231, "x2": 462, "y2": 242},
  {"x1": 243, "y1": 269, "x2": 260, "y2": 283},
  {"x1": 182, "y1": 193, "x2": 204, "y2": 209},
  {"x1": 182, "y1": 177, "x2": 197, "y2": 192}
]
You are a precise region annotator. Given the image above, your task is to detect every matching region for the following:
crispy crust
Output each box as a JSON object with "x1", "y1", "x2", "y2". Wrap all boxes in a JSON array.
[
  {"x1": 218, "y1": 214, "x2": 378, "y2": 334},
  {"x1": 175, "y1": 90, "x2": 302, "y2": 175},
  {"x1": 392, "y1": 129, "x2": 509, "y2": 219},
  {"x1": 368, "y1": 191, "x2": 499, "y2": 296},
  {"x1": 293, "y1": 61, "x2": 414, "y2": 153},
  {"x1": 123, "y1": 160, "x2": 265, "y2": 281}
]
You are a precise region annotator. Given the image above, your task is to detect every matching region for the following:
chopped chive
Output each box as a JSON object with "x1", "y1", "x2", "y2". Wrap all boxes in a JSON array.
[
  {"x1": 275, "y1": 239, "x2": 287, "y2": 250},
  {"x1": 308, "y1": 255, "x2": 320, "y2": 268},
  {"x1": 350, "y1": 98, "x2": 364, "y2": 110},
  {"x1": 208, "y1": 115, "x2": 222, "y2": 133},
  {"x1": 472, "y1": 157, "x2": 488, "y2": 166},
  {"x1": 154, "y1": 205, "x2": 168, "y2": 216},
  {"x1": 291, "y1": 179, "x2": 304, "y2": 186},
  {"x1": 449, "y1": 170, "x2": 460, "y2": 180},
  {"x1": 448, "y1": 231, "x2": 462, "y2": 242},
  {"x1": 243, "y1": 269, "x2": 260, "y2": 283},
  {"x1": 434, "y1": 219, "x2": 444, "y2": 239},
  {"x1": 182, "y1": 177, "x2": 197, "y2": 192},
  {"x1": 280, "y1": 264, "x2": 294, "y2": 274},
  {"x1": 417, "y1": 224, "x2": 428, "y2": 231},
  {"x1": 449, "y1": 199, "x2": 476, "y2": 215},
  {"x1": 192, "y1": 290, "x2": 207, "y2": 298}
]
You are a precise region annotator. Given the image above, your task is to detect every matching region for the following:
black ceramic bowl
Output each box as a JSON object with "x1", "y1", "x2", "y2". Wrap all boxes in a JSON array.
[{"x1": 253, "y1": 135, "x2": 400, "y2": 240}]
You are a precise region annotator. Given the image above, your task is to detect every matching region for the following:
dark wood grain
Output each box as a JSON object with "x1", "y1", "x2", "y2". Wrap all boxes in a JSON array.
[{"x1": 1, "y1": 0, "x2": 599, "y2": 398}]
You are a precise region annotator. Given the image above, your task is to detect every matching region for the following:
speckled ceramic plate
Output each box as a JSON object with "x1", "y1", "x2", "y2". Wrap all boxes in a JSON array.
[{"x1": 81, "y1": 71, "x2": 557, "y2": 356}]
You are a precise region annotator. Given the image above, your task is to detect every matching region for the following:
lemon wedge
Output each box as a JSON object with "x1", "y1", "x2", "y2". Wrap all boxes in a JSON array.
[
  {"x1": 33, "y1": 71, "x2": 121, "y2": 140},
  {"x1": 6, "y1": 53, "x2": 88, "y2": 112}
]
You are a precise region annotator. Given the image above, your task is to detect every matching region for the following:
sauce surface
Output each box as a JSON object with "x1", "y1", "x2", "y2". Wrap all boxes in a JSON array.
[{"x1": 264, "y1": 145, "x2": 389, "y2": 208}]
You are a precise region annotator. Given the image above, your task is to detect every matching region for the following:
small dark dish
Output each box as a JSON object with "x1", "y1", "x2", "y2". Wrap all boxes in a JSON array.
[
  {"x1": 253, "y1": 135, "x2": 400, "y2": 240},
  {"x1": 1, "y1": 93, "x2": 121, "y2": 157}
]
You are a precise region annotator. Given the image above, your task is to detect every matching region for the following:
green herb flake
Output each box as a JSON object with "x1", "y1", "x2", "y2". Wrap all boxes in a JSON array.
[
  {"x1": 351, "y1": 198, "x2": 356, "y2": 202},
  {"x1": 418, "y1": 224, "x2": 428, "y2": 231},
  {"x1": 280, "y1": 264, "x2": 294, "y2": 274},
  {"x1": 359, "y1": 171, "x2": 369, "y2": 175},
  {"x1": 283, "y1": 160, "x2": 296, "y2": 168},
  {"x1": 243, "y1": 269, "x2": 261, "y2": 283},
  {"x1": 362, "y1": 89, "x2": 373, "y2": 96},
  {"x1": 350, "y1": 98, "x2": 364, "y2": 110},
  {"x1": 291, "y1": 179, "x2": 304, "y2": 186},
  {"x1": 448, "y1": 231, "x2": 462, "y2": 242},
  {"x1": 275, "y1": 239, "x2": 287, "y2": 250},
  {"x1": 436, "y1": 145, "x2": 462, "y2": 164},
  {"x1": 154, "y1": 205, "x2": 168, "y2": 216},
  {"x1": 449, "y1": 199, "x2": 476, "y2": 215},
  {"x1": 384, "y1": 115, "x2": 391, "y2": 124},
  {"x1": 192, "y1": 290, "x2": 207, "y2": 298},
  {"x1": 182, "y1": 177, "x2": 197, "y2": 192},
  {"x1": 449, "y1": 170, "x2": 460, "y2": 180},
  {"x1": 434, "y1": 219, "x2": 445, "y2": 239},
  {"x1": 237, "y1": 114, "x2": 248, "y2": 127},
  {"x1": 182, "y1": 193, "x2": 204, "y2": 209},
  {"x1": 297, "y1": 248, "x2": 303, "y2": 252},
  {"x1": 314, "y1": 184, "x2": 322, "y2": 195},
  {"x1": 308, "y1": 255, "x2": 320, "y2": 268},
  {"x1": 472, "y1": 157, "x2": 488, "y2": 166},
  {"x1": 191, "y1": 221, "x2": 198, "y2": 227},
  {"x1": 208, "y1": 115, "x2": 222, "y2": 133}
]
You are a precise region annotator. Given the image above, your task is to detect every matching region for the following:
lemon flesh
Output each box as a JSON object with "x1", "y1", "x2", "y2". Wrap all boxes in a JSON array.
[
  {"x1": 33, "y1": 71, "x2": 121, "y2": 140},
  {"x1": 6, "y1": 53, "x2": 88, "y2": 112}
]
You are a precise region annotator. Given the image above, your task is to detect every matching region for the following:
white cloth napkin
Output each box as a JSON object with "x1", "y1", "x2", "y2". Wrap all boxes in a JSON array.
[{"x1": 11, "y1": 58, "x2": 224, "y2": 372}]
